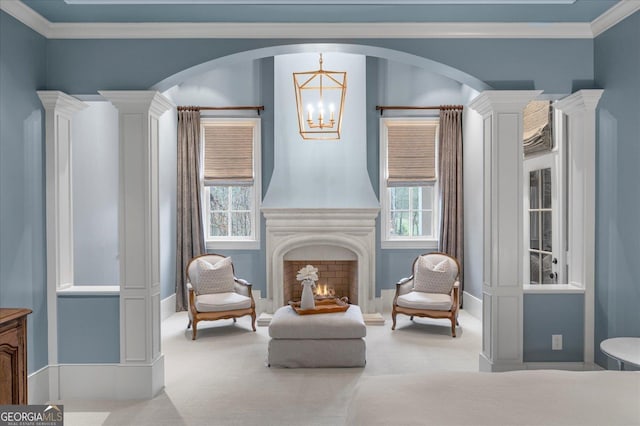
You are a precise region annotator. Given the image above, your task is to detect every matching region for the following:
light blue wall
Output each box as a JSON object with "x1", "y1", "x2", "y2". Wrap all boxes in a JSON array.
[
  {"x1": 0, "y1": 19, "x2": 607, "y2": 368},
  {"x1": 72, "y1": 101, "x2": 120, "y2": 285},
  {"x1": 45, "y1": 39, "x2": 594, "y2": 95},
  {"x1": 0, "y1": 11, "x2": 48, "y2": 374},
  {"x1": 594, "y1": 11, "x2": 640, "y2": 369},
  {"x1": 57, "y1": 295, "x2": 120, "y2": 363},
  {"x1": 523, "y1": 294, "x2": 584, "y2": 362},
  {"x1": 158, "y1": 106, "x2": 177, "y2": 300}
]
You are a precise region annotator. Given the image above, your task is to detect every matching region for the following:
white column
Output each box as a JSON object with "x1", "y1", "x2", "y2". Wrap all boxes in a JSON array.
[
  {"x1": 555, "y1": 90, "x2": 603, "y2": 366},
  {"x1": 100, "y1": 91, "x2": 173, "y2": 398},
  {"x1": 37, "y1": 91, "x2": 88, "y2": 399},
  {"x1": 469, "y1": 90, "x2": 542, "y2": 372}
]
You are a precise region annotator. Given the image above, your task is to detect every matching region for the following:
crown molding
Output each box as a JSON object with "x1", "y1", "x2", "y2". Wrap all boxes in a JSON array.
[
  {"x1": 591, "y1": 0, "x2": 640, "y2": 38},
  {"x1": 0, "y1": 0, "x2": 51, "y2": 37},
  {"x1": 44, "y1": 21, "x2": 594, "y2": 39},
  {"x1": 64, "y1": 0, "x2": 577, "y2": 3},
  {"x1": 2, "y1": 0, "x2": 637, "y2": 40}
]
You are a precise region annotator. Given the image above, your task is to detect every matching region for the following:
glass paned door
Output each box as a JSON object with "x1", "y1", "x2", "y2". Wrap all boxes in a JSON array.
[
  {"x1": 527, "y1": 166, "x2": 557, "y2": 284},
  {"x1": 523, "y1": 108, "x2": 566, "y2": 286}
]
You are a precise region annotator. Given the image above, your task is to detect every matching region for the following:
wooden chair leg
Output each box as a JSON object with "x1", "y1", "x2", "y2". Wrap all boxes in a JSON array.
[
  {"x1": 391, "y1": 310, "x2": 397, "y2": 330},
  {"x1": 187, "y1": 319, "x2": 192, "y2": 329},
  {"x1": 410, "y1": 316, "x2": 414, "y2": 321},
  {"x1": 233, "y1": 318, "x2": 237, "y2": 323},
  {"x1": 451, "y1": 317, "x2": 456, "y2": 338},
  {"x1": 251, "y1": 312, "x2": 256, "y2": 331},
  {"x1": 192, "y1": 320, "x2": 198, "y2": 340}
]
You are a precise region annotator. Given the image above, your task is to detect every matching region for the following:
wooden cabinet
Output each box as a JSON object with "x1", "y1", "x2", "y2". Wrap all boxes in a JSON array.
[{"x1": 0, "y1": 308, "x2": 31, "y2": 405}]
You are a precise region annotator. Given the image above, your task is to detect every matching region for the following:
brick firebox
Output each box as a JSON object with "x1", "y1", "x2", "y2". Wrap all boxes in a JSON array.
[{"x1": 283, "y1": 260, "x2": 358, "y2": 305}]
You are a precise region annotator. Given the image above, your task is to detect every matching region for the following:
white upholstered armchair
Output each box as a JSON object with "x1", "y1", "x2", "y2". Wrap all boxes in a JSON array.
[
  {"x1": 186, "y1": 254, "x2": 256, "y2": 340},
  {"x1": 391, "y1": 252, "x2": 460, "y2": 337}
]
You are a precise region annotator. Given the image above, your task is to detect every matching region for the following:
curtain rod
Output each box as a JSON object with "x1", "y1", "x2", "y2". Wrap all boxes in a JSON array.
[
  {"x1": 178, "y1": 106, "x2": 265, "y2": 115},
  {"x1": 375, "y1": 105, "x2": 463, "y2": 115}
]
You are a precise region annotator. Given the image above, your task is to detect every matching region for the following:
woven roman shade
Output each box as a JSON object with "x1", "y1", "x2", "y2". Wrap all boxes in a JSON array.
[
  {"x1": 387, "y1": 122, "x2": 438, "y2": 186},
  {"x1": 203, "y1": 122, "x2": 254, "y2": 184},
  {"x1": 523, "y1": 100, "x2": 552, "y2": 157}
]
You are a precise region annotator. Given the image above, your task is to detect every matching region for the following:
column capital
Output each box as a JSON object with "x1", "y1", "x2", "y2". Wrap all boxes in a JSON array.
[
  {"x1": 37, "y1": 91, "x2": 88, "y2": 116},
  {"x1": 554, "y1": 89, "x2": 604, "y2": 115},
  {"x1": 99, "y1": 90, "x2": 174, "y2": 117},
  {"x1": 468, "y1": 90, "x2": 543, "y2": 118}
]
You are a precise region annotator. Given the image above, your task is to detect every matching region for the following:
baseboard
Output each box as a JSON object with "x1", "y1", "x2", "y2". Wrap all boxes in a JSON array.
[
  {"x1": 524, "y1": 362, "x2": 601, "y2": 371},
  {"x1": 50, "y1": 356, "x2": 165, "y2": 400},
  {"x1": 252, "y1": 289, "x2": 268, "y2": 314},
  {"x1": 380, "y1": 289, "x2": 395, "y2": 313},
  {"x1": 161, "y1": 293, "x2": 176, "y2": 321},
  {"x1": 28, "y1": 365, "x2": 51, "y2": 404},
  {"x1": 462, "y1": 291, "x2": 482, "y2": 320}
]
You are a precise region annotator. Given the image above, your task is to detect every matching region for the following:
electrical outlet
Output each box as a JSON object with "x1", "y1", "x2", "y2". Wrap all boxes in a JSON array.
[{"x1": 552, "y1": 334, "x2": 563, "y2": 350}]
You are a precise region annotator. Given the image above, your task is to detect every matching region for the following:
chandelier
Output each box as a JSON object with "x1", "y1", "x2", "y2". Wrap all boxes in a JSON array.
[{"x1": 293, "y1": 53, "x2": 347, "y2": 140}]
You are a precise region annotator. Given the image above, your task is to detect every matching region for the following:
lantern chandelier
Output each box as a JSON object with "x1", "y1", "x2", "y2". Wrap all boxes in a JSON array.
[{"x1": 293, "y1": 53, "x2": 347, "y2": 140}]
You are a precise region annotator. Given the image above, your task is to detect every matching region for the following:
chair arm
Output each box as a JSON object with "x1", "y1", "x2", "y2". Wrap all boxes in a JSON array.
[
  {"x1": 395, "y1": 276, "x2": 414, "y2": 297},
  {"x1": 234, "y1": 277, "x2": 252, "y2": 298},
  {"x1": 452, "y1": 281, "x2": 460, "y2": 310},
  {"x1": 187, "y1": 282, "x2": 196, "y2": 311}
]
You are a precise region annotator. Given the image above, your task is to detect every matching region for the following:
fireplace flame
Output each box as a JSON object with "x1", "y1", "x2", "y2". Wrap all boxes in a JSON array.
[{"x1": 315, "y1": 284, "x2": 334, "y2": 297}]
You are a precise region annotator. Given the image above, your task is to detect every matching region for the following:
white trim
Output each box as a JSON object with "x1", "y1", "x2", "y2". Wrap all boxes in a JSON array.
[
  {"x1": 4, "y1": 1, "x2": 635, "y2": 39},
  {"x1": 523, "y1": 283, "x2": 585, "y2": 294},
  {"x1": 380, "y1": 288, "x2": 396, "y2": 313},
  {"x1": 201, "y1": 117, "x2": 261, "y2": 250},
  {"x1": 380, "y1": 240, "x2": 438, "y2": 250},
  {"x1": 64, "y1": 0, "x2": 579, "y2": 4},
  {"x1": 591, "y1": 0, "x2": 640, "y2": 37},
  {"x1": 53, "y1": 358, "x2": 164, "y2": 400},
  {"x1": 554, "y1": 89, "x2": 603, "y2": 369},
  {"x1": 381, "y1": 239, "x2": 439, "y2": 250},
  {"x1": 27, "y1": 365, "x2": 51, "y2": 404},
  {"x1": 262, "y1": 208, "x2": 379, "y2": 313},
  {"x1": 379, "y1": 117, "x2": 440, "y2": 247},
  {"x1": 57, "y1": 285, "x2": 120, "y2": 296},
  {"x1": 43, "y1": 21, "x2": 595, "y2": 39},
  {"x1": 462, "y1": 290, "x2": 482, "y2": 320},
  {"x1": 469, "y1": 90, "x2": 543, "y2": 373},
  {"x1": 161, "y1": 293, "x2": 176, "y2": 321},
  {"x1": 37, "y1": 91, "x2": 88, "y2": 384},
  {"x1": 524, "y1": 362, "x2": 601, "y2": 371},
  {"x1": 0, "y1": 0, "x2": 51, "y2": 37}
]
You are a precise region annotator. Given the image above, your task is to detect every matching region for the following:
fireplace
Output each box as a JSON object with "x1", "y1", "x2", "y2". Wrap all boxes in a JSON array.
[
  {"x1": 284, "y1": 260, "x2": 358, "y2": 305},
  {"x1": 261, "y1": 55, "x2": 379, "y2": 314},
  {"x1": 262, "y1": 209, "x2": 378, "y2": 313}
]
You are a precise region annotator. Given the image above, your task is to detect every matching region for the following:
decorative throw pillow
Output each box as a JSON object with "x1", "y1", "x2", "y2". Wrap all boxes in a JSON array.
[
  {"x1": 194, "y1": 257, "x2": 236, "y2": 295},
  {"x1": 413, "y1": 257, "x2": 456, "y2": 294}
]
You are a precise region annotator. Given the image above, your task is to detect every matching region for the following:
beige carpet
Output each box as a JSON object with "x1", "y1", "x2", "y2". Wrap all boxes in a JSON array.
[{"x1": 62, "y1": 310, "x2": 481, "y2": 425}]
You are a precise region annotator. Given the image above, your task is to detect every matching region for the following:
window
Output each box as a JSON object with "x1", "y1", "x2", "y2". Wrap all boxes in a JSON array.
[
  {"x1": 201, "y1": 118, "x2": 261, "y2": 249},
  {"x1": 527, "y1": 167, "x2": 555, "y2": 284},
  {"x1": 523, "y1": 104, "x2": 567, "y2": 288},
  {"x1": 380, "y1": 118, "x2": 439, "y2": 249}
]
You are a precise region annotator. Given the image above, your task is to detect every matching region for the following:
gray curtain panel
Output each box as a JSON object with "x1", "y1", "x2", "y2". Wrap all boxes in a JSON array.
[
  {"x1": 438, "y1": 109, "x2": 464, "y2": 307},
  {"x1": 176, "y1": 110, "x2": 205, "y2": 311}
]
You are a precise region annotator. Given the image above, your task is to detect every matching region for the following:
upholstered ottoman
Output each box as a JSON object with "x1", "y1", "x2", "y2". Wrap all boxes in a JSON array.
[{"x1": 268, "y1": 305, "x2": 366, "y2": 368}]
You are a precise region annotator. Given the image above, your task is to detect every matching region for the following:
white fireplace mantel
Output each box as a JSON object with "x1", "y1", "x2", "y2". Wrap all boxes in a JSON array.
[{"x1": 263, "y1": 208, "x2": 379, "y2": 313}]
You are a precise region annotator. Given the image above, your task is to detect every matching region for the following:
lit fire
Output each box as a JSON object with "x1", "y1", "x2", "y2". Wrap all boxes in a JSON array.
[{"x1": 315, "y1": 284, "x2": 335, "y2": 297}]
